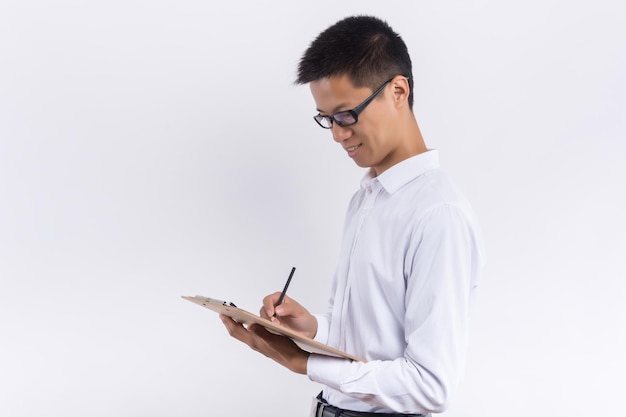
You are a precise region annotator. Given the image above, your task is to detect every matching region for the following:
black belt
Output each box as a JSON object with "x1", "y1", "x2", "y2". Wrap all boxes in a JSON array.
[{"x1": 313, "y1": 393, "x2": 430, "y2": 417}]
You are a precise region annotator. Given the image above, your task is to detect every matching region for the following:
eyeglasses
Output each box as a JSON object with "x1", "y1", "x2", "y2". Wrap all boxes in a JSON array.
[{"x1": 313, "y1": 78, "x2": 394, "y2": 129}]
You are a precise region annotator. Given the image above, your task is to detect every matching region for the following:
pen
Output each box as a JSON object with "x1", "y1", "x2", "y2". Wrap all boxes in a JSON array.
[{"x1": 274, "y1": 266, "x2": 296, "y2": 314}]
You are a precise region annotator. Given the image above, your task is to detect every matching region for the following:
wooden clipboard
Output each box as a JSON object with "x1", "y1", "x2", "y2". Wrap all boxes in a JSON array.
[{"x1": 182, "y1": 295, "x2": 364, "y2": 362}]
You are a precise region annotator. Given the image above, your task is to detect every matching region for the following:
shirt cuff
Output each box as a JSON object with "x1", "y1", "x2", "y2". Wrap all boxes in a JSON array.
[{"x1": 307, "y1": 354, "x2": 349, "y2": 390}]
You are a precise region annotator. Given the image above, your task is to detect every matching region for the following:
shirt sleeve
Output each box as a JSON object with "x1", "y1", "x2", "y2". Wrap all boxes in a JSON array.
[{"x1": 307, "y1": 204, "x2": 482, "y2": 414}]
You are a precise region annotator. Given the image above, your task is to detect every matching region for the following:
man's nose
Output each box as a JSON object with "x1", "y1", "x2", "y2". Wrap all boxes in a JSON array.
[{"x1": 331, "y1": 123, "x2": 352, "y2": 143}]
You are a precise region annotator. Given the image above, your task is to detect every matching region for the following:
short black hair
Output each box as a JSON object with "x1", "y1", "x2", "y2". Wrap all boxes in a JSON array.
[{"x1": 296, "y1": 15, "x2": 414, "y2": 108}]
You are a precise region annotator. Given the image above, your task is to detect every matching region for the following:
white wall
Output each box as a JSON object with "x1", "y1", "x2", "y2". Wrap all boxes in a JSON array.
[{"x1": 1, "y1": 1, "x2": 624, "y2": 416}]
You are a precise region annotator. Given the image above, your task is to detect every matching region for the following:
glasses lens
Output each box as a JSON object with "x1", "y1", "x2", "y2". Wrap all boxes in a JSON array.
[
  {"x1": 333, "y1": 111, "x2": 356, "y2": 126},
  {"x1": 314, "y1": 115, "x2": 332, "y2": 129}
]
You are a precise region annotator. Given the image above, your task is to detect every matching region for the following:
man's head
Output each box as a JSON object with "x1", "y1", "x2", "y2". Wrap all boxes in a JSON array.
[
  {"x1": 296, "y1": 16, "x2": 425, "y2": 176},
  {"x1": 296, "y1": 15, "x2": 414, "y2": 109}
]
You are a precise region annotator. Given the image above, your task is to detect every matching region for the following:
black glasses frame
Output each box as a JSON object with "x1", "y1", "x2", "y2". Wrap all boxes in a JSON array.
[{"x1": 313, "y1": 78, "x2": 395, "y2": 129}]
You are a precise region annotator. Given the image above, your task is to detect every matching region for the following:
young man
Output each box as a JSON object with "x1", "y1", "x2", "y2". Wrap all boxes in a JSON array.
[{"x1": 220, "y1": 15, "x2": 484, "y2": 416}]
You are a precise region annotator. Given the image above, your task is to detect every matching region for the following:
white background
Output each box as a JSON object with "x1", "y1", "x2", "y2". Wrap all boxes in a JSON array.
[{"x1": 1, "y1": 1, "x2": 625, "y2": 416}]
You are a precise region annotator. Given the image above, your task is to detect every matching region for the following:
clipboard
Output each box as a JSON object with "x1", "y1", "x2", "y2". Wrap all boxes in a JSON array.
[{"x1": 182, "y1": 295, "x2": 364, "y2": 362}]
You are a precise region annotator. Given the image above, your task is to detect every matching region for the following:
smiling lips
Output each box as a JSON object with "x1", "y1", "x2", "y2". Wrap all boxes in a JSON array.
[{"x1": 345, "y1": 143, "x2": 363, "y2": 157}]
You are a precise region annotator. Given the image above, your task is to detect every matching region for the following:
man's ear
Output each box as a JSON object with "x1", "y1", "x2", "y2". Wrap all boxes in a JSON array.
[{"x1": 391, "y1": 76, "x2": 410, "y2": 109}]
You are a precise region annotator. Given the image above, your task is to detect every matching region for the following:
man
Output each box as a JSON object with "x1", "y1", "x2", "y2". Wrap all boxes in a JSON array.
[{"x1": 220, "y1": 15, "x2": 484, "y2": 416}]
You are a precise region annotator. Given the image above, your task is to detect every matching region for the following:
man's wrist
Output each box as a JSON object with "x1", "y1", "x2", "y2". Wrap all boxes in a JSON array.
[{"x1": 292, "y1": 351, "x2": 310, "y2": 374}]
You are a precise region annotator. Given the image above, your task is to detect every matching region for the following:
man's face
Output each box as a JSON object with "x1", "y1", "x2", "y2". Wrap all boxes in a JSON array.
[{"x1": 309, "y1": 74, "x2": 407, "y2": 176}]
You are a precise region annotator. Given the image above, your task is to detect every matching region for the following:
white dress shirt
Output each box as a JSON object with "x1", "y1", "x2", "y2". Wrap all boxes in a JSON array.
[{"x1": 307, "y1": 150, "x2": 484, "y2": 414}]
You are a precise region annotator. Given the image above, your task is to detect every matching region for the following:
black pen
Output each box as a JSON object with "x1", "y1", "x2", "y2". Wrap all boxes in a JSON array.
[{"x1": 274, "y1": 267, "x2": 296, "y2": 315}]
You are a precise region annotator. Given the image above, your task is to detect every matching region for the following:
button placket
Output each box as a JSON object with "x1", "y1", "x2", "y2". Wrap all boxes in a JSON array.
[{"x1": 338, "y1": 180, "x2": 382, "y2": 350}]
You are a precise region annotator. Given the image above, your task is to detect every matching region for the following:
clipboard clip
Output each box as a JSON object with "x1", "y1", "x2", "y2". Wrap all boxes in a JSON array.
[{"x1": 195, "y1": 296, "x2": 237, "y2": 308}]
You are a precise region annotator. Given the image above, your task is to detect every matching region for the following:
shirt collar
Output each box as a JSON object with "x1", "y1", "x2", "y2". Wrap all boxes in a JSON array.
[{"x1": 360, "y1": 150, "x2": 440, "y2": 194}]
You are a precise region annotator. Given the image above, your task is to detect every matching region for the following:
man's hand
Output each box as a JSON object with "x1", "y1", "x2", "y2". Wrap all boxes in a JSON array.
[
  {"x1": 219, "y1": 314, "x2": 310, "y2": 374},
  {"x1": 260, "y1": 293, "x2": 318, "y2": 339}
]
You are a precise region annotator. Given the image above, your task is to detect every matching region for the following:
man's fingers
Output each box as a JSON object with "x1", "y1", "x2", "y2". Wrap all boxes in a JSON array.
[
  {"x1": 259, "y1": 305, "x2": 274, "y2": 320},
  {"x1": 220, "y1": 317, "x2": 273, "y2": 354},
  {"x1": 220, "y1": 315, "x2": 250, "y2": 342},
  {"x1": 261, "y1": 292, "x2": 285, "y2": 318},
  {"x1": 248, "y1": 323, "x2": 271, "y2": 337}
]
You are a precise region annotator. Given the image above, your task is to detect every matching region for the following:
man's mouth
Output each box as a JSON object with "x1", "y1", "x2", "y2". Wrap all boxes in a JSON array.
[{"x1": 346, "y1": 144, "x2": 362, "y2": 152}]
